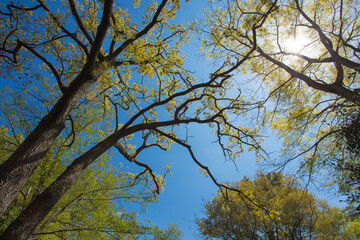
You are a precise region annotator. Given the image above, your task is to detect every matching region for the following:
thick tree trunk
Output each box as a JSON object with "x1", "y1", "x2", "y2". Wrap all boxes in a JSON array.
[
  {"x1": 0, "y1": 0, "x2": 113, "y2": 217},
  {"x1": 0, "y1": 73, "x2": 97, "y2": 217},
  {"x1": 0, "y1": 119, "x2": 186, "y2": 240},
  {"x1": 0, "y1": 131, "x2": 122, "y2": 240}
]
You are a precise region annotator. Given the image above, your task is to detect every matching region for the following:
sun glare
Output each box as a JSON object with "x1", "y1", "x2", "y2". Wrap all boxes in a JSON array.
[
  {"x1": 284, "y1": 36, "x2": 307, "y2": 53},
  {"x1": 284, "y1": 34, "x2": 311, "y2": 53},
  {"x1": 282, "y1": 30, "x2": 319, "y2": 58}
]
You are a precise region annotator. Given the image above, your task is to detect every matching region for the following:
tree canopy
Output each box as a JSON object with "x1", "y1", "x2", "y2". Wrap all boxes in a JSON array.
[
  {"x1": 196, "y1": 172, "x2": 360, "y2": 240},
  {"x1": 0, "y1": 72, "x2": 181, "y2": 239},
  {"x1": 1, "y1": 0, "x2": 360, "y2": 238},
  {"x1": 200, "y1": 0, "x2": 360, "y2": 211},
  {"x1": 0, "y1": 0, "x2": 262, "y2": 239}
]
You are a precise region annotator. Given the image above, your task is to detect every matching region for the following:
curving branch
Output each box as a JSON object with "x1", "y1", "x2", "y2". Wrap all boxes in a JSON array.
[
  {"x1": 0, "y1": 4, "x2": 41, "y2": 17},
  {"x1": 18, "y1": 41, "x2": 67, "y2": 93},
  {"x1": 257, "y1": 47, "x2": 360, "y2": 105},
  {"x1": 65, "y1": 115, "x2": 76, "y2": 147},
  {"x1": 152, "y1": 128, "x2": 275, "y2": 220},
  {"x1": 36, "y1": 0, "x2": 89, "y2": 56},
  {"x1": 114, "y1": 141, "x2": 161, "y2": 194},
  {"x1": 294, "y1": 0, "x2": 360, "y2": 79},
  {"x1": 67, "y1": 0, "x2": 94, "y2": 45},
  {"x1": 274, "y1": 129, "x2": 341, "y2": 172},
  {"x1": 108, "y1": 0, "x2": 169, "y2": 61}
]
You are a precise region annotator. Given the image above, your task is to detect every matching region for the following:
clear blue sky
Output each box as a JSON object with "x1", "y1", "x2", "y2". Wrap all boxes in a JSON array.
[
  {"x1": 125, "y1": 125, "x2": 261, "y2": 239},
  {"x1": 120, "y1": 1, "x2": 263, "y2": 238},
  {"x1": 0, "y1": 0, "x2": 345, "y2": 239},
  {"x1": 121, "y1": 1, "x2": 346, "y2": 239},
  {"x1": 120, "y1": 1, "x2": 272, "y2": 238}
]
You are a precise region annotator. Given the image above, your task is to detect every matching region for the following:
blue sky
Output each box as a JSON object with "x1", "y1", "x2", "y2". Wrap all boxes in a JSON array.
[
  {"x1": 118, "y1": 1, "x2": 265, "y2": 238},
  {"x1": 117, "y1": 2, "x2": 275, "y2": 238},
  {"x1": 123, "y1": 123, "x2": 262, "y2": 239},
  {"x1": 0, "y1": 0, "x2": 347, "y2": 239},
  {"x1": 120, "y1": 1, "x2": 347, "y2": 239}
]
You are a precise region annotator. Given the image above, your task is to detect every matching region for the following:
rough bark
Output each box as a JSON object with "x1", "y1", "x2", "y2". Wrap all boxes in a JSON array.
[
  {"x1": 0, "y1": 73, "x2": 95, "y2": 217},
  {"x1": 0, "y1": 130, "x2": 121, "y2": 240},
  {"x1": 0, "y1": 0, "x2": 114, "y2": 217},
  {"x1": 0, "y1": 118, "x2": 193, "y2": 239}
]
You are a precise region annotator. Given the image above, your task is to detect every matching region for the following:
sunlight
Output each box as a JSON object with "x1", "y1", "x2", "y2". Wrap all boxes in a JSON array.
[
  {"x1": 281, "y1": 29, "x2": 320, "y2": 59},
  {"x1": 283, "y1": 33, "x2": 312, "y2": 54}
]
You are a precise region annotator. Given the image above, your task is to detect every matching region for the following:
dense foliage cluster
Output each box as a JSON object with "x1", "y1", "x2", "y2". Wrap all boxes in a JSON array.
[
  {"x1": 200, "y1": 0, "x2": 360, "y2": 213},
  {"x1": 334, "y1": 109, "x2": 360, "y2": 212},
  {"x1": 196, "y1": 173, "x2": 360, "y2": 240}
]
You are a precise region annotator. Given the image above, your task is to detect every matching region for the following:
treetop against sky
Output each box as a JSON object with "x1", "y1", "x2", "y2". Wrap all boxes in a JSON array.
[
  {"x1": 0, "y1": 0, "x2": 262, "y2": 239},
  {"x1": 0, "y1": 0, "x2": 359, "y2": 239}
]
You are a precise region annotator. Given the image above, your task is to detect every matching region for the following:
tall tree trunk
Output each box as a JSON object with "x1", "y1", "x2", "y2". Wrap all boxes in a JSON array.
[
  {"x1": 0, "y1": 0, "x2": 114, "y2": 217},
  {"x1": 0, "y1": 130, "x2": 123, "y2": 240},
  {"x1": 0, "y1": 117, "x2": 189, "y2": 239},
  {"x1": 0, "y1": 73, "x2": 96, "y2": 217}
]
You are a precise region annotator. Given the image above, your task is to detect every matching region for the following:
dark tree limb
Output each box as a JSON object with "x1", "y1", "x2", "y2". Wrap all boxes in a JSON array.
[
  {"x1": 257, "y1": 47, "x2": 360, "y2": 105},
  {"x1": 67, "y1": 0, "x2": 94, "y2": 45},
  {"x1": 65, "y1": 115, "x2": 76, "y2": 147},
  {"x1": 19, "y1": 41, "x2": 67, "y2": 93},
  {"x1": 0, "y1": 0, "x2": 114, "y2": 218},
  {"x1": 114, "y1": 141, "x2": 161, "y2": 194}
]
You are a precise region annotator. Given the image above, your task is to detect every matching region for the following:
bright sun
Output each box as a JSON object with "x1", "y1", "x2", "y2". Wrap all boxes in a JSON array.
[
  {"x1": 282, "y1": 30, "x2": 319, "y2": 58},
  {"x1": 284, "y1": 34, "x2": 312, "y2": 52},
  {"x1": 284, "y1": 35, "x2": 309, "y2": 53}
]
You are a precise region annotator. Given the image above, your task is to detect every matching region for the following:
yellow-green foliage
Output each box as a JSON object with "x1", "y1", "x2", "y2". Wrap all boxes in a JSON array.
[
  {"x1": 201, "y1": 0, "x2": 360, "y2": 207},
  {"x1": 196, "y1": 172, "x2": 358, "y2": 239}
]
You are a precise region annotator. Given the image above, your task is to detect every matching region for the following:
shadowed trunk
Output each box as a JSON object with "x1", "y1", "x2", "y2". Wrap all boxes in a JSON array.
[
  {"x1": 0, "y1": 117, "x2": 200, "y2": 239},
  {"x1": 0, "y1": 0, "x2": 114, "y2": 217},
  {"x1": 0, "y1": 73, "x2": 96, "y2": 217},
  {"x1": 0, "y1": 130, "x2": 121, "y2": 240}
]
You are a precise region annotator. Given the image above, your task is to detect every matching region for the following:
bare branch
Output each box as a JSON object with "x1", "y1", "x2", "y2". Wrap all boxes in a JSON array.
[
  {"x1": 18, "y1": 41, "x2": 67, "y2": 93},
  {"x1": 67, "y1": 0, "x2": 94, "y2": 45},
  {"x1": 152, "y1": 129, "x2": 275, "y2": 220},
  {"x1": 114, "y1": 142, "x2": 161, "y2": 194},
  {"x1": 257, "y1": 47, "x2": 360, "y2": 105},
  {"x1": 108, "y1": 0, "x2": 168, "y2": 60}
]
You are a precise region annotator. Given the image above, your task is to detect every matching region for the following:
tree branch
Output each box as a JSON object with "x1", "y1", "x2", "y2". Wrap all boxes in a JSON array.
[
  {"x1": 257, "y1": 47, "x2": 360, "y2": 105},
  {"x1": 83, "y1": 0, "x2": 114, "y2": 71},
  {"x1": 152, "y1": 128, "x2": 275, "y2": 219},
  {"x1": 114, "y1": 142, "x2": 161, "y2": 194},
  {"x1": 19, "y1": 41, "x2": 67, "y2": 93},
  {"x1": 108, "y1": 0, "x2": 168, "y2": 60},
  {"x1": 67, "y1": 0, "x2": 94, "y2": 45},
  {"x1": 36, "y1": 0, "x2": 89, "y2": 56}
]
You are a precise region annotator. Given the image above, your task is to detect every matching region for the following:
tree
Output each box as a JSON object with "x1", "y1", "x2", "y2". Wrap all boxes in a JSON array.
[
  {"x1": 1, "y1": 145, "x2": 182, "y2": 240},
  {"x1": 0, "y1": 88, "x2": 181, "y2": 239},
  {"x1": 196, "y1": 172, "x2": 359, "y2": 240},
  {"x1": 0, "y1": 0, "x2": 262, "y2": 239},
  {"x1": 200, "y1": 0, "x2": 360, "y2": 207}
]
